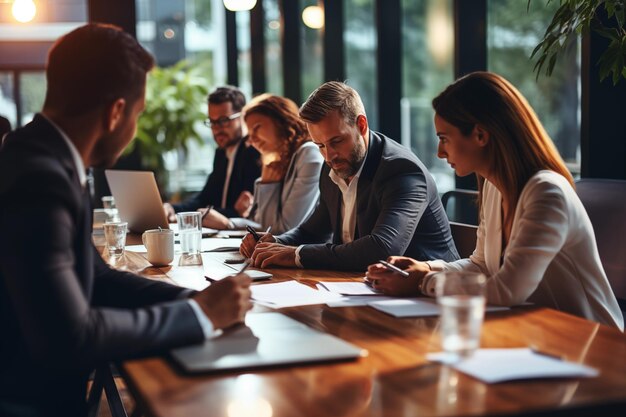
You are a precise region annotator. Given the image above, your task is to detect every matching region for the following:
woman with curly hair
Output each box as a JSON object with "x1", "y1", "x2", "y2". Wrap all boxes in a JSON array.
[{"x1": 202, "y1": 94, "x2": 323, "y2": 234}]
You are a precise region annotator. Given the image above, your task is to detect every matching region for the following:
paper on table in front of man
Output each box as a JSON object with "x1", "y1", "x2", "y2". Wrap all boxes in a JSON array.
[
  {"x1": 316, "y1": 281, "x2": 382, "y2": 295},
  {"x1": 251, "y1": 281, "x2": 343, "y2": 308}
]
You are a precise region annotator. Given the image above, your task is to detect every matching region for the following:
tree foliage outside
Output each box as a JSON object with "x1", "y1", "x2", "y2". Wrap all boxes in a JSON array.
[
  {"x1": 489, "y1": 0, "x2": 580, "y2": 168},
  {"x1": 531, "y1": 0, "x2": 626, "y2": 85}
]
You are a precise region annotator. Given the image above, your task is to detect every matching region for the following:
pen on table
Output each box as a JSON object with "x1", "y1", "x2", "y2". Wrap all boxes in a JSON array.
[
  {"x1": 238, "y1": 259, "x2": 252, "y2": 274},
  {"x1": 201, "y1": 204, "x2": 213, "y2": 220},
  {"x1": 378, "y1": 259, "x2": 409, "y2": 277}
]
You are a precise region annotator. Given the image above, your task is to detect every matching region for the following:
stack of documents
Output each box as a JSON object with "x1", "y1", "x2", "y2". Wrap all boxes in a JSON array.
[
  {"x1": 252, "y1": 281, "x2": 343, "y2": 308},
  {"x1": 427, "y1": 348, "x2": 599, "y2": 383}
]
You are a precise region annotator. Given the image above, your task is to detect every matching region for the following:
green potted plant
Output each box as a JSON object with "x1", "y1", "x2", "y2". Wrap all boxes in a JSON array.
[
  {"x1": 531, "y1": 0, "x2": 625, "y2": 84},
  {"x1": 126, "y1": 60, "x2": 210, "y2": 191}
]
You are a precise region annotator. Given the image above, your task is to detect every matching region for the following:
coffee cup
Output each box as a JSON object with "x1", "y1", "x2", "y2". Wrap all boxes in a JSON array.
[{"x1": 142, "y1": 228, "x2": 174, "y2": 266}]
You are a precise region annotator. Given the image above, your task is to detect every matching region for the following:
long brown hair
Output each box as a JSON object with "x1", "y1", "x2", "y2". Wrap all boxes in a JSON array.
[
  {"x1": 432, "y1": 72, "x2": 574, "y2": 230},
  {"x1": 244, "y1": 94, "x2": 310, "y2": 168}
]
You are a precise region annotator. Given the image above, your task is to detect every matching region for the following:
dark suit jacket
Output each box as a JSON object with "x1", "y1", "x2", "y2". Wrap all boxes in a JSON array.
[
  {"x1": 173, "y1": 139, "x2": 260, "y2": 217},
  {"x1": 0, "y1": 115, "x2": 204, "y2": 416},
  {"x1": 276, "y1": 131, "x2": 459, "y2": 271}
]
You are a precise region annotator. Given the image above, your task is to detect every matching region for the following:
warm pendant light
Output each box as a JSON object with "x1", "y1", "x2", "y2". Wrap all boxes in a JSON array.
[
  {"x1": 223, "y1": 0, "x2": 257, "y2": 12},
  {"x1": 302, "y1": 5, "x2": 324, "y2": 29},
  {"x1": 12, "y1": 0, "x2": 37, "y2": 23}
]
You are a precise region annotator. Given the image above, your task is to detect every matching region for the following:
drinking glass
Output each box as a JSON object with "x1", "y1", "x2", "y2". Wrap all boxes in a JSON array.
[
  {"x1": 103, "y1": 221, "x2": 128, "y2": 258},
  {"x1": 176, "y1": 211, "x2": 202, "y2": 255},
  {"x1": 434, "y1": 271, "x2": 487, "y2": 361},
  {"x1": 101, "y1": 195, "x2": 120, "y2": 222}
]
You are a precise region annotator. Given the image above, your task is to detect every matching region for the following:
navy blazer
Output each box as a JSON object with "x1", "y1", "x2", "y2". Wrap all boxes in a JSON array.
[
  {"x1": 173, "y1": 139, "x2": 261, "y2": 217},
  {"x1": 0, "y1": 115, "x2": 204, "y2": 415},
  {"x1": 277, "y1": 131, "x2": 459, "y2": 271}
]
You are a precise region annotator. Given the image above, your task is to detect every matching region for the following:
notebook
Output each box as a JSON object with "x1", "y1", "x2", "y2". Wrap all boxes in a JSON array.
[{"x1": 170, "y1": 312, "x2": 366, "y2": 373}]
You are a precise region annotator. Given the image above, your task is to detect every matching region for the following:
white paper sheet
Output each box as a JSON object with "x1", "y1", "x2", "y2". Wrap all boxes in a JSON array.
[
  {"x1": 326, "y1": 295, "x2": 398, "y2": 307},
  {"x1": 427, "y1": 348, "x2": 599, "y2": 383},
  {"x1": 251, "y1": 281, "x2": 343, "y2": 308},
  {"x1": 368, "y1": 298, "x2": 510, "y2": 318},
  {"x1": 125, "y1": 238, "x2": 242, "y2": 254},
  {"x1": 317, "y1": 281, "x2": 381, "y2": 295}
]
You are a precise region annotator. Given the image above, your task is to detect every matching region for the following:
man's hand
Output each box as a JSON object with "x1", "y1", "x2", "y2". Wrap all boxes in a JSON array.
[
  {"x1": 163, "y1": 203, "x2": 176, "y2": 222},
  {"x1": 240, "y1": 232, "x2": 275, "y2": 258},
  {"x1": 234, "y1": 191, "x2": 254, "y2": 218},
  {"x1": 365, "y1": 256, "x2": 430, "y2": 297},
  {"x1": 250, "y1": 242, "x2": 297, "y2": 268},
  {"x1": 191, "y1": 274, "x2": 252, "y2": 330}
]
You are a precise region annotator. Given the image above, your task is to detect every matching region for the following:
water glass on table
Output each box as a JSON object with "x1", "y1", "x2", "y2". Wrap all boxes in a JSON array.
[
  {"x1": 103, "y1": 221, "x2": 128, "y2": 258},
  {"x1": 176, "y1": 211, "x2": 202, "y2": 255},
  {"x1": 434, "y1": 271, "x2": 487, "y2": 362}
]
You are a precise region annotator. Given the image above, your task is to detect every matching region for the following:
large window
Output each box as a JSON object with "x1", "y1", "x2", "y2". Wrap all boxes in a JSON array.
[
  {"x1": 0, "y1": 0, "x2": 86, "y2": 127},
  {"x1": 136, "y1": 0, "x2": 230, "y2": 196},
  {"x1": 300, "y1": 0, "x2": 323, "y2": 101},
  {"x1": 401, "y1": 0, "x2": 455, "y2": 194},
  {"x1": 488, "y1": 0, "x2": 581, "y2": 175},
  {"x1": 401, "y1": 0, "x2": 455, "y2": 193},
  {"x1": 264, "y1": 0, "x2": 283, "y2": 95},
  {"x1": 345, "y1": 0, "x2": 378, "y2": 130}
]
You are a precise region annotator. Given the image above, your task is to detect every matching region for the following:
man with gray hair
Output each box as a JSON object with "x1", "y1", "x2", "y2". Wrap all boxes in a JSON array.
[{"x1": 241, "y1": 81, "x2": 458, "y2": 271}]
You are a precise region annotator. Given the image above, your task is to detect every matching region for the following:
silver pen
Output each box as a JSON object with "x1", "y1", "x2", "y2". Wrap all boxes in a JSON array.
[{"x1": 378, "y1": 259, "x2": 409, "y2": 277}]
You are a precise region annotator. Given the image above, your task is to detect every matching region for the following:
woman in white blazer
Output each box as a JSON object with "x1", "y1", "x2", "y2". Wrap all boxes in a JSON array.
[
  {"x1": 366, "y1": 72, "x2": 624, "y2": 329},
  {"x1": 203, "y1": 94, "x2": 323, "y2": 235}
]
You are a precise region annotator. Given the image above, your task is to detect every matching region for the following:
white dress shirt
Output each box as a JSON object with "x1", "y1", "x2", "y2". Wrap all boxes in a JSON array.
[{"x1": 295, "y1": 147, "x2": 368, "y2": 267}]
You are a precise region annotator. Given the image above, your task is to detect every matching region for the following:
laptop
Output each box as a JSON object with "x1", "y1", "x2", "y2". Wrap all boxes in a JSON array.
[
  {"x1": 105, "y1": 170, "x2": 170, "y2": 233},
  {"x1": 170, "y1": 312, "x2": 366, "y2": 373}
]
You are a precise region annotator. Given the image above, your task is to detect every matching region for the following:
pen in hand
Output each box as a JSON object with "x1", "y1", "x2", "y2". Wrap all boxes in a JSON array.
[
  {"x1": 378, "y1": 259, "x2": 409, "y2": 277},
  {"x1": 246, "y1": 225, "x2": 272, "y2": 242},
  {"x1": 245, "y1": 225, "x2": 261, "y2": 241},
  {"x1": 201, "y1": 205, "x2": 214, "y2": 220}
]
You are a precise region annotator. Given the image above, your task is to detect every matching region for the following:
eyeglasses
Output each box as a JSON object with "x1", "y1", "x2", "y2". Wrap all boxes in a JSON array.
[{"x1": 204, "y1": 112, "x2": 241, "y2": 129}]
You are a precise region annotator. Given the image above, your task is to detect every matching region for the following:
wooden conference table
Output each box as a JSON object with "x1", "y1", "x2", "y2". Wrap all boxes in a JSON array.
[{"x1": 101, "y1": 237, "x2": 626, "y2": 417}]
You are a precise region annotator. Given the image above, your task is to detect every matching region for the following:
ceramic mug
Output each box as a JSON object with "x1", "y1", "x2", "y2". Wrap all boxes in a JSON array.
[{"x1": 142, "y1": 228, "x2": 174, "y2": 266}]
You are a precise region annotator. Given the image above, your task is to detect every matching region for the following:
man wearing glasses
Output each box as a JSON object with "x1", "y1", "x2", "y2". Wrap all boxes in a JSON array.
[{"x1": 163, "y1": 86, "x2": 260, "y2": 223}]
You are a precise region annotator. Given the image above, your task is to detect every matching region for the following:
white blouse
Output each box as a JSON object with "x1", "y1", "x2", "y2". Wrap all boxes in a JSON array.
[{"x1": 424, "y1": 170, "x2": 624, "y2": 330}]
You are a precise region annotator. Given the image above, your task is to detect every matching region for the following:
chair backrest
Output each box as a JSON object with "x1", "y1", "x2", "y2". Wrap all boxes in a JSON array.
[
  {"x1": 441, "y1": 189, "x2": 479, "y2": 226},
  {"x1": 576, "y1": 179, "x2": 626, "y2": 309},
  {"x1": 449, "y1": 221, "x2": 478, "y2": 259}
]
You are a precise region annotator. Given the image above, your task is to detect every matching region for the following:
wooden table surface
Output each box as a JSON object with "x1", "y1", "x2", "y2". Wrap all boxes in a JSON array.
[{"x1": 105, "y1": 237, "x2": 626, "y2": 417}]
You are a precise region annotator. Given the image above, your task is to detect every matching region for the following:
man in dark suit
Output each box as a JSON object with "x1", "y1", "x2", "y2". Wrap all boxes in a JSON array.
[
  {"x1": 163, "y1": 86, "x2": 260, "y2": 226},
  {"x1": 241, "y1": 81, "x2": 459, "y2": 271},
  {"x1": 0, "y1": 24, "x2": 252, "y2": 416}
]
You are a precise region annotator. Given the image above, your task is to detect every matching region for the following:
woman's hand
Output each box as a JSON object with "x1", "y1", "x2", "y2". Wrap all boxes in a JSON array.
[
  {"x1": 365, "y1": 256, "x2": 431, "y2": 296},
  {"x1": 261, "y1": 161, "x2": 287, "y2": 183},
  {"x1": 234, "y1": 191, "x2": 254, "y2": 217}
]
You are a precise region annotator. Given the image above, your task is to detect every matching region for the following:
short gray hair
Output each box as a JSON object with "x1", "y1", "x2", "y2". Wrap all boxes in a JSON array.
[{"x1": 299, "y1": 81, "x2": 365, "y2": 126}]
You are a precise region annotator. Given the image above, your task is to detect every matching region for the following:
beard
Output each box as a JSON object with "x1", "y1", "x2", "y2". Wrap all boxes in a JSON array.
[{"x1": 328, "y1": 136, "x2": 367, "y2": 180}]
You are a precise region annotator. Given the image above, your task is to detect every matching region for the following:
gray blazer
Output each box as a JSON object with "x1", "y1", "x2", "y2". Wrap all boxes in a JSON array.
[
  {"x1": 276, "y1": 131, "x2": 459, "y2": 271},
  {"x1": 252, "y1": 142, "x2": 323, "y2": 234}
]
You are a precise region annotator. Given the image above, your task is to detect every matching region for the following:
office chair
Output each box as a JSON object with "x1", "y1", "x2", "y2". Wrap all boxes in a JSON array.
[
  {"x1": 441, "y1": 189, "x2": 479, "y2": 226},
  {"x1": 576, "y1": 179, "x2": 626, "y2": 311},
  {"x1": 441, "y1": 189, "x2": 479, "y2": 259}
]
